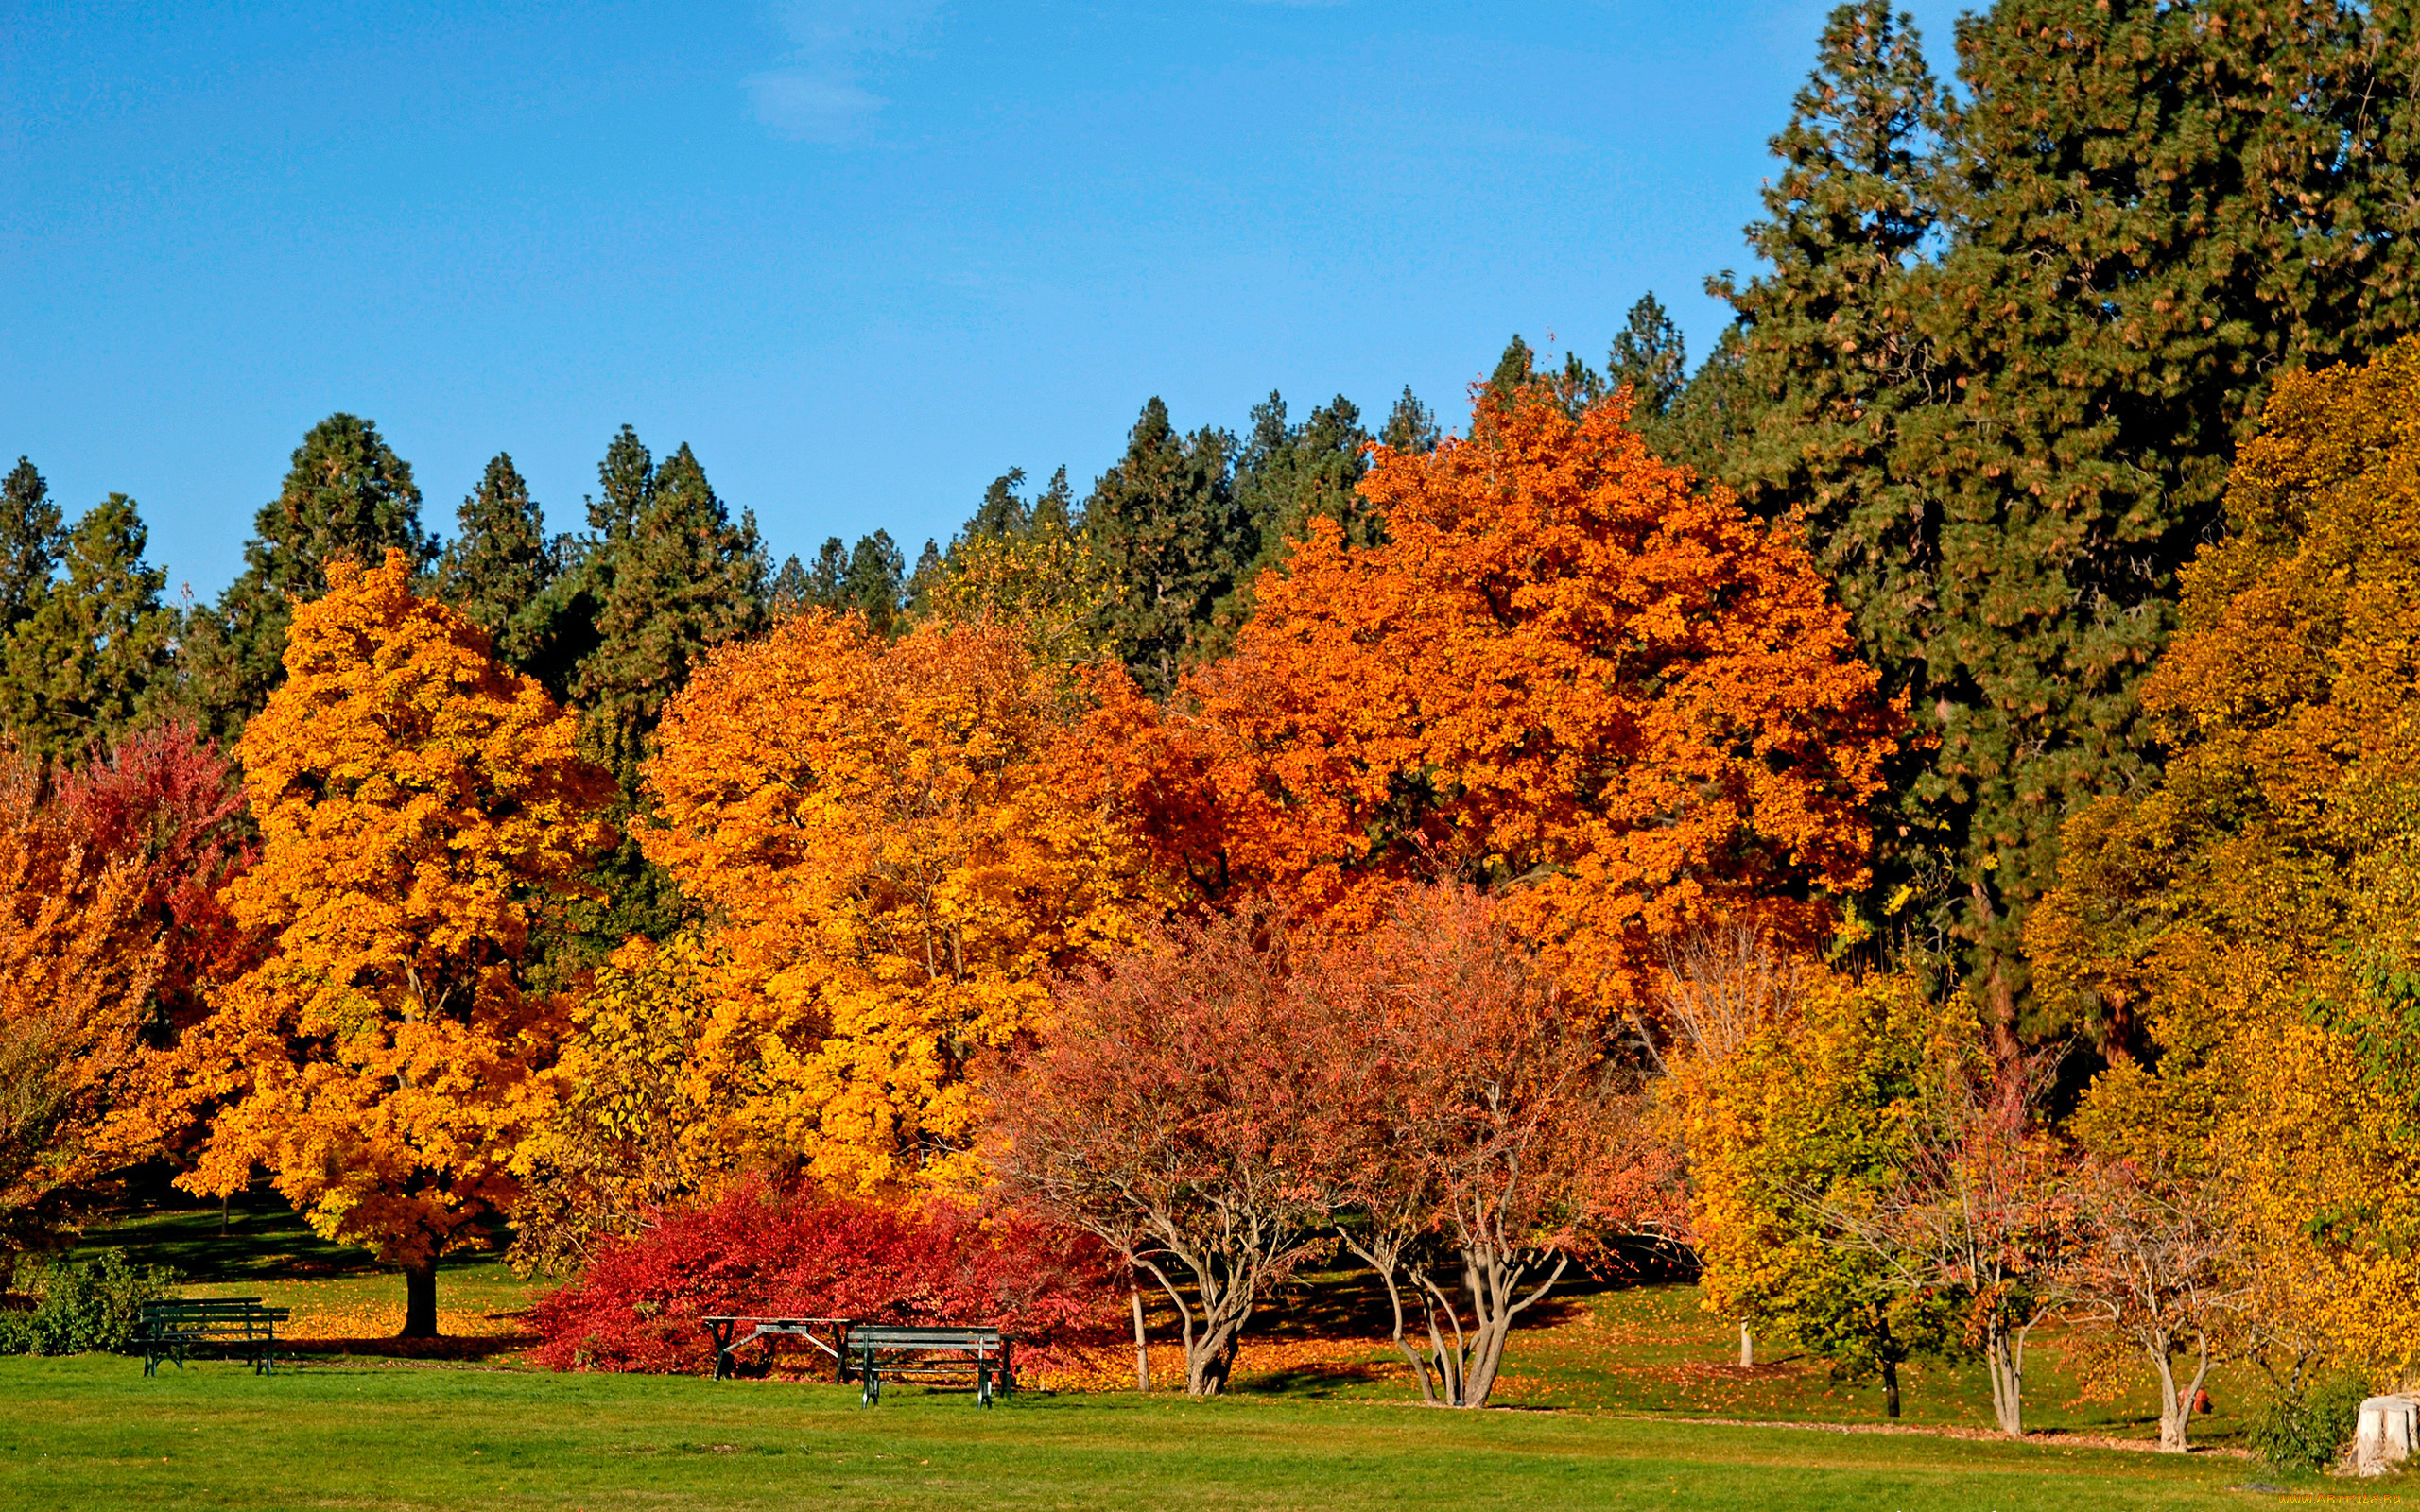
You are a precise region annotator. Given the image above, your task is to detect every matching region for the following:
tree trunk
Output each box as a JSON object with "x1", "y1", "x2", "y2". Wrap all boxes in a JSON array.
[
  {"x1": 1984, "y1": 1328, "x2": 2027, "y2": 1437},
  {"x1": 1882, "y1": 1357, "x2": 1901, "y2": 1419},
  {"x1": 1738, "y1": 1322, "x2": 1754, "y2": 1369},
  {"x1": 1131, "y1": 1286, "x2": 1150, "y2": 1392},
  {"x1": 1967, "y1": 884, "x2": 2021, "y2": 1067},
  {"x1": 400, "y1": 1259, "x2": 438, "y2": 1339},
  {"x1": 2156, "y1": 1335, "x2": 2211, "y2": 1453},
  {"x1": 2151, "y1": 1346, "x2": 2184, "y2": 1452},
  {"x1": 1184, "y1": 1317, "x2": 1243, "y2": 1397},
  {"x1": 1452, "y1": 1245, "x2": 1565, "y2": 1408}
]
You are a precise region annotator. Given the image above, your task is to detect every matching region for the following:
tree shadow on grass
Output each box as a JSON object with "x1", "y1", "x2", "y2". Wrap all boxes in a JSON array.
[
  {"x1": 1230, "y1": 1361, "x2": 1396, "y2": 1399},
  {"x1": 75, "y1": 1169, "x2": 504, "y2": 1290},
  {"x1": 282, "y1": 1334, "x2": 538, "y2": 1364}
]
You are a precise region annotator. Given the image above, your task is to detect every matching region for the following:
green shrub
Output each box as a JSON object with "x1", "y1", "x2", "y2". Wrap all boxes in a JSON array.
[
  {"x1": 0, "y1": 1250, "x2": 178, "y2": 1355},
  {"x1": 2251, "y1": 1372, "x2": 2370, "y2": 1472}
]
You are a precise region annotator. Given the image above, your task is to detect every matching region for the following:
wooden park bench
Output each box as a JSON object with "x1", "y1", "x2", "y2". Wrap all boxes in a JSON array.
[
  {"x1": 848, "y1": 1324, "x2": 1013, "y2": 1408},
  {"x1": 137, "y1": 1297, "x2": 290, "y2": 1378},
  {"x1": 700, "y1": 1315, "x2": 851, "y2": 1383}
]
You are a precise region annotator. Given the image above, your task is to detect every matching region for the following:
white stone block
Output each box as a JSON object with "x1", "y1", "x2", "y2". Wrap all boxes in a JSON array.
[{"x1": 2354, "y1": 1395, "x2": 2419, "y2": 1476}]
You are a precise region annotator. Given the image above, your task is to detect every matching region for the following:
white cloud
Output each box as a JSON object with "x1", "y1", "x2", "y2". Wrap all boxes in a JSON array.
[{"x1": 745, "y1": 1, "x2": 942, "y2": 143}]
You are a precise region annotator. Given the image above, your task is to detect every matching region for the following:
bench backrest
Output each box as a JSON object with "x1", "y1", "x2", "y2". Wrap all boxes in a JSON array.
[
  {"x1": 848, "y1": 1326, "x2": 1004, "y2": 1349},
  {"x1": 140, "y1": 1299, "x2": 289, "y2": 1323}
]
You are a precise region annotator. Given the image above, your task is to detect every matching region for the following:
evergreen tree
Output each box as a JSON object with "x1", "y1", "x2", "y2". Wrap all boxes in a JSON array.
[
  {"x1": 969, "y1": 469, "x2": 1034, "y2": 539},
  {"x1": 1608, "y1": 293, "x2": 1688, "y2": 427},
  {"x1": 906, "y1": 538, "x2": 944, "y2": 619},
  {"x1": 1379, "y1": 387, "x2": 1441, "y2": 455},
  {"x1": 1488, "y1": 336, "x2": 1537, "y2": 404},
  {"x1": 0, "y1": 458, "x2": 62, "y2": 630},
  {"x1": 807, "y1": 537, "x2": 850, "y2": 607},
  {"x1": 182, "y1": 414, "x2": 432, "y2": 737},
  {"x1": 1210, "y1": 392, "x2": 1380, "y2": 656},
  {"x1": 1713, "y1": 0, "x2": 2420, "y2": 1040},
  {"x1": 1901, "y1": 0, "x2": 2420, "y2": 1034},
  {"x1": 1030, "y1": 466, "x2": 1075, "y2": 531},
  {"x1": 435, "y1": 453, "x2": 557, "y2": 678},
  {"x1": 544, "y1": 432, "x2": 768, "y2": 974},
  {"x1": 844, "y1": 528, "x2": 908, "y2": 635},
  {"x1": 0, "y1": 494, "x2": 176, "y2": 760},
  {"x1": 1657, "y1": 322, "x2": 1754, "y2": 481},
  {"x1": 1080, "y1": 397, "x2": 1247, "y2": 696},
  {"x1": 770, "y1": 553, "x2": 811, "y2": 611},
  {"x1": 570, "y1": 438, "x2": 768, "y2": 791}
]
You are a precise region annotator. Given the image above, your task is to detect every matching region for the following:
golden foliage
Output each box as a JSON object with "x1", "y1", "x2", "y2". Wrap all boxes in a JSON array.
[
  {"x1": 640, "y1": 609, "x2": 1158, "y2": 1194},
  {"x1": 164, "y1": 551, "x2": 612, "y2": 1268},
  {"x1": 2031, "y1": 335, "x2": 2420, "y2": 1379}
]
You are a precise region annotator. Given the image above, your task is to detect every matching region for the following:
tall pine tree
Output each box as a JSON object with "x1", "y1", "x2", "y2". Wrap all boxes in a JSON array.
[
  {"x1": 570, "y1": 437, "x2": 768, "y2": 791},
  {"x1": 0, "y1": 494, "x2": 175, "y2": 759},
  {"x1": 1210, "y1": 392, "x2": 1378, "y2": 656},
  {"x1": 0, "y1": 458, "x2": 62, "y2": 631},
  {"x1": 1081, "y1": 398, "x2": 1249, "y2": 696},
  {"x1": 1379, "y1": 387, "x2": 1441, "y2": 455},
  {"x1": 436, "y1": 452, "x2": 559, "y2": 680},
  {"x1": 1710, "y1": 0, "x2": 2420, "y2": 1040},
  {"x1": 1608, "y1": 293, "x2": 1689, "y2": 437},
  {"x1": 182, "y1": 414, "x2": 432, "y2": 736},
  {"x1": 543, "y1": 431, "x2": 768, "y2": 971}
]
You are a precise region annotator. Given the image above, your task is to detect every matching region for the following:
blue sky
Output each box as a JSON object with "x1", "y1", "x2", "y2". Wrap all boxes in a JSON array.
[{"x1": 1, "y1": 1, "x2": 1966, "y2": 600}]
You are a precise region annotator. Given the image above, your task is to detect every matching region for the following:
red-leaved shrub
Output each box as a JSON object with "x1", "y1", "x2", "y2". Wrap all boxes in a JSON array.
[{"x1": 527, "y1": 1180, "x2": 1122, "y2": 1374}]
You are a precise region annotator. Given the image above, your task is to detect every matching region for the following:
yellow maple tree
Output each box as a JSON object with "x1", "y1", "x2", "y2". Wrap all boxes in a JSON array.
[
  {"x1": 164, "y1": 551, "x2": 612, "y2": 1334},
  {"x1": 639, "y1": 609, "x2": 1158, "y2": 1194},
  {"x1": 2032, "y1": 335, "x2": 2420, "y2": 1382}
]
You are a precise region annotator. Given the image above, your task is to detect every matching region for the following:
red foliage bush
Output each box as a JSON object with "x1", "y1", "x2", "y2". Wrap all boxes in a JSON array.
[
  {"x1": 54, "y1": 721, "x2": 255, "y2": 1027},
  {"x1": 527, "y1": 1180, "x2": 1123, "y2": 1374}
]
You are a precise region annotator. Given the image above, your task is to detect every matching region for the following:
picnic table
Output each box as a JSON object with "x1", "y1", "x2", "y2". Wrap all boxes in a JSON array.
[
  {"x1": 700, "y1": 1315, "x2": 852, "y2": 1383},
  {"x1": 136, "y1": 1297, "x2": 290, "y2": 1377}
]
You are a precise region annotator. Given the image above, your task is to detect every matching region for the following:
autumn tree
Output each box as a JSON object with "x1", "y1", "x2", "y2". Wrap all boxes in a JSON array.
[
  {"x1": 1816, "y1": 1045, "x2": 2066, "y2": 1437},
  {"x1": 2059, "y1": 1155, "x2": 2242, "y2": 1453},
  {"x1": 1309, "y1": 884, "x2": 1683, "y2": 1408},
  {"x1": 1101, "y1": 382, "x2": 1895, "y2": 1029},
  {"x1": 638, "y1": 610, "x2": 1154, "y2": 1194},
  {"x1": 1654, "y1": 923, "x2": 1811, "y2": 1366},
  {"x1": 0, "y1": 753, "x2": 160, "y2": 1280},
  {"x1": 990, "y1": 905, "x2": 1332, "y2": 1397},
  {"x1": 2031, "y1": 335, "x2": 2420, "y2": 1383},
  {"x1": 164, "y1": 552, "x2": 612, "y2": 1336},
  {"x1": 1676, "y1": 967, "x2": 1962, "y2": 1419},
  {"x1": 181, "y1": 414, "x2": 434, "y2": 737},
  {"x1": 56, "y1": 721, "x2": 252, "y2": 1030},
  {"x1": 508, "y1": 931, "x2": 735, "y2": 1275}
]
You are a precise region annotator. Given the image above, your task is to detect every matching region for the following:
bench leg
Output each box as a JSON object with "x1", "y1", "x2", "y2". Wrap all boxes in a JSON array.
[
  {"x1": 861, "y1": 1349, "x2": 879, "y2": 1407},
  {"x1": 977, "y1": 1364, "x2": 992, "y2": 1408}
]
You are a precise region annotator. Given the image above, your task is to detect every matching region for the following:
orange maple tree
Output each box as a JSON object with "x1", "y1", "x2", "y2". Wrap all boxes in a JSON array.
[
  {"x1": 164, "y1": 551, "x2": 612, "y2": 1334},
  {"x1": 1092, "y1": 383, "x2": 1896, "y2": 1026}
]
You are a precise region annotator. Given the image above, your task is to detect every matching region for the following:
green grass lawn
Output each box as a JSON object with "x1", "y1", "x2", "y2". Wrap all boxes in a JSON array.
[
  {"x1": 14, "y1": 1193, "x2": 2404, "y2": 1507},
  {"x1": 0, "y1": 1352, "x2": 2392, "y2": 1512}
]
